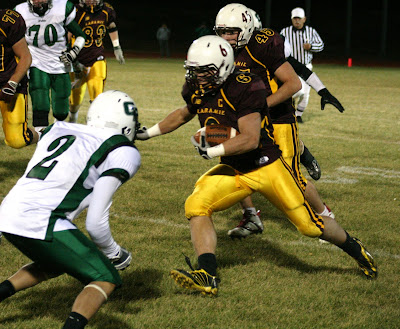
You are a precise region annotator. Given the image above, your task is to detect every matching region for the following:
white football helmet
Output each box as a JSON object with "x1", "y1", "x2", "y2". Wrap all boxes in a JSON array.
[
  {"x1": 86, "y1": 90, "x2": 140, "y2": 142},
  {"x1": 184, "y1": 35, "x2": 235, "y2": 96},
  {"x1": 214, "y1": 3, "x2": 254, "y2": 49},
  {"x1": 249, "y1": 8, "x2": 262, "y2": 31},
  {"x1": 28, "y1": 0, "x2": 52, "y2": 16}
]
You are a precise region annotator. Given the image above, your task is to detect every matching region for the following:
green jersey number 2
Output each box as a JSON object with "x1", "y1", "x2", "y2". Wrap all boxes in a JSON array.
[{"x1": 27, "y1": 135, "x2": 76, "y2": 180}]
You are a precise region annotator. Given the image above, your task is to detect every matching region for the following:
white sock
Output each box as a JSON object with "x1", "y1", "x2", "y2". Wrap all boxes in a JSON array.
[
  {"x1": 317, "y1": 205, "x2": 331, "y2": 217},
  {"x1": 243, "y1": 207, "x2": 257, "y2": 215},
  {"x1": 295, "y1": 107, "x2": 305, "y2": 117},
  {"x1": 69, "y1": 111, "x2": 79, "y2": 123}
]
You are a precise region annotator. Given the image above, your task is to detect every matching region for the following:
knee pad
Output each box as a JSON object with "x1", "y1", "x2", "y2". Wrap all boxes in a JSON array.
[
  {"x1": 289, "y1": 205, "x2": 324, "y2": 238},
  {"x1": 296, "y1": 222, "x2": 324, "y2": 238},
  {"x1": 185, "y1": 165, "x2": 249, "y2": 219},
  {"x1": 4, "y1": 126, "x2": 33, "y2": 149},
  {"x1": 185, "y1": 192, "x2": 212, "y2": 219},
  {"x1": 84, "y1": 283, "x2": 108, "y2": 301},
  {"x1": 52, "y1": 95, "x2": 69, "y2": 121}
]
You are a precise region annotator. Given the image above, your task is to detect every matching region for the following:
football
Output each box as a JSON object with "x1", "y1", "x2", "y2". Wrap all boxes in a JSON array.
[{"x1": 194, "y1": 125, "x2": 239, "y2": 146}]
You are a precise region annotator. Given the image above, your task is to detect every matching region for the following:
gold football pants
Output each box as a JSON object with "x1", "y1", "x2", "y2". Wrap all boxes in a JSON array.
[
  {"x1": 70, "y1": 60, "x2": 107, "y2": 106},
  {"x1": 185, "y1": 159, "x2": 324, "y2": 237},
  {"x1": 272, "y1": 122, "x2": 307, "y2": 190},
  {"x1": 0, "y1": 93, "x2": 33, "y2": 148}
]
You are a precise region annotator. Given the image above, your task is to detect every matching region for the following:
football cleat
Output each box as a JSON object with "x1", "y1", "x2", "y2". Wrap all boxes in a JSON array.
[
  {"x1": 228, "y1": 210, "x2": 263, "y2": 239},
  {"x1": 305, "y1": 159, "x2": 321, "y2": 181},
  {"x1": 353, "y1": 238, "x2": 378, "y2": 279},
  {"x1": 170, "y1": 268, "x2": 219, "y2": 296},
  {"x1": 296, "y1": 116, "x2": 303, "y2": 123},
  {"x1": 109, "y1": 247, "x2": 132, "y2": 271}
]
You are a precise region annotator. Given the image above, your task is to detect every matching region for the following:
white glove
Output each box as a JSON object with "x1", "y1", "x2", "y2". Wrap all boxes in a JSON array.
[
  {"x1": 190, "y1": 134, "x2": 212, "y2": 160},
  {"x1": 136, "y1": 124, "x2": 162, "y2": 140},
  {"x1": 60, "y1": 45, "x2": 81, "y2": 65},
  {"x1": 136, "y1": 126, "x2": 150, "y2": 140},
  {"x1": 113, "y1": 46, "x2": 125, "y2": 64}
]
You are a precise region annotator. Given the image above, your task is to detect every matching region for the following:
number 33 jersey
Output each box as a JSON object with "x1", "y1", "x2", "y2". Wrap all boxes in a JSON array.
[
  {"x1": 74, "y1": 2, "x2": 117, "y2": 67},
  {"x1": 0, "y1": 122, "x2": 141, "y2": 240},
  {"x1": 15, "y1": 0, "x2": 76, "y2": 74}
]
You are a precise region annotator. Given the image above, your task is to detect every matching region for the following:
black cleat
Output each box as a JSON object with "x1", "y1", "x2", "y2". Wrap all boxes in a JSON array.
[
  {"x1": 296, "y1": 116, "x2": 303, "y2": 123},
  {"x1": 300, "y1": 146, "x2": 321, "y2": 180},
  {"x1": 170, "y1": 268, "x2": 219, "y2": 296},
  {"x1": 306, "y1": 159, "x2": 321, "y2": 180},
  {"x1": 109, "y1": 247, "x2": 132, "y2": 271},
  {"x1": 353, "y1": 238, "x2": 378, "y2": 279}
]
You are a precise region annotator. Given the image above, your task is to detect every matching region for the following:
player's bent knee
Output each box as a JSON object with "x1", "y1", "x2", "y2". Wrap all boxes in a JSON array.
[
  {"x1": 296, "y1": 223, "x2": 323, "y2": 238},
  {"x1": 84, "y1": 282, "x2": 115, "y2": 301},
  {"x1": 185, "y1": 193, "x2": 212, "y2": 219},
  {"x1": 4, "y1": 128, "x2": 33, "y2": 149}
]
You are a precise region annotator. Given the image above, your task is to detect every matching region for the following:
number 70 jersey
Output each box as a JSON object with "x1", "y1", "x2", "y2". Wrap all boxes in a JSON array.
[
  {"x1": 0, "y1": 122, "x2": 141, "y2": 241},
  {"x1": 15, "y1": 0, "x2": 76, "y2": 74}
]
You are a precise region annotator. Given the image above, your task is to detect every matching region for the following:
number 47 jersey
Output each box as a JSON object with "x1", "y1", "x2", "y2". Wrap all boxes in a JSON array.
[
  {"x1": 0, "y1": 122, "x2": 141, "y2": 241},
  {"x1": 15, "y1": 0, "x2": 76, "y2": 74}
]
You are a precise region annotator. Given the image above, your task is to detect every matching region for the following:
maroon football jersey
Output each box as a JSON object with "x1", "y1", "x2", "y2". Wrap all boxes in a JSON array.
[
  {"x1": 0, "y1": 9, "x2": 28, "y2": 93},
  {"x1": 74, "y1": 2, "x2": 117, "y2": 67},
  {"x1": 235, "y1": 28, "x2": 296, "y2": 124},
  {"x1": 183, "y1": 70, "x2": 282, "y2": 173}
]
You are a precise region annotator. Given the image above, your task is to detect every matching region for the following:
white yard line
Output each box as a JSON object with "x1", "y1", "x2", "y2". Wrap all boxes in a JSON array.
[
  {"x1": 117, "y1": 214, "x2": 400, "y2": 260},
  {"x1": 304, "y1": 133, "x2": 400, "y2": 145}
]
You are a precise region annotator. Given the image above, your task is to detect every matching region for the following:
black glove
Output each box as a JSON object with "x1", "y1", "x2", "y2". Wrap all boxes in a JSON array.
[
  {"x1": 59, "y1": 45, "x2": 80, "y2": 65},
  {"x1": 318, "y1": 88, "x2": 345, "y2": 113},
  {"x1": 0, "y1": 80, "x2": 18, "y2": 104},
  {"x1": 190, "y1": 134, "x2": 211, "y2": 160}
]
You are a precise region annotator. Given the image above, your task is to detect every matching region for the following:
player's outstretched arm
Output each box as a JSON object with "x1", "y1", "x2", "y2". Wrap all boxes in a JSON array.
[{"x1": 137, "y1": 106, "x2": 195, "y2": 140}]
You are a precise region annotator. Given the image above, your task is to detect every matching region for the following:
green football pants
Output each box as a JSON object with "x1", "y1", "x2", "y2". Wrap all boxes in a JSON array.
[
  {"x1": 4, "y1": 229, "x2": 122, "y2": 286},
  {"x1": 29, "y1": 67, "x2": 71, "y2": 127}
]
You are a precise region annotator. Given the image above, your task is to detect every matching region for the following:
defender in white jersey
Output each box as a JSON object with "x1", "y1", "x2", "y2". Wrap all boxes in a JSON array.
[
  {"x1": 15, "y1": 0, "x2": 86, "y2": 128},
  {"x1": 0, "y1": 90, "x2": 141, "y2": 328}
]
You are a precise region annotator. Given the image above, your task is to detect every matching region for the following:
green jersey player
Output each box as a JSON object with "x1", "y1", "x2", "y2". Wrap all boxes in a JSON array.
[
  {"x1": 0, "y1": 90, "x2": 141, "y2": 329},
  {"x1": 15, "y1": 0, "x2": 86, "y2": 130}
]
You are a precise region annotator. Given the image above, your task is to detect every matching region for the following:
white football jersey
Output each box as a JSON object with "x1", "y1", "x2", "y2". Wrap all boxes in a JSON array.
[
  {"x1": 15, "y1": 0, "x2": 76, "y2": 74},
  {"x1": 0, "y1": 121, "x2": 141, "y2": 240}
]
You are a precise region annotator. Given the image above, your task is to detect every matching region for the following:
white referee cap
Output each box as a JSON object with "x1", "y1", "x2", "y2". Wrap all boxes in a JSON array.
[{"x1": 291, "y1": 7, "x2": 305, "y2": 19}]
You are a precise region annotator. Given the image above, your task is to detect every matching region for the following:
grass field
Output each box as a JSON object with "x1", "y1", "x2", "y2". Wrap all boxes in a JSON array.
[{"x1": 0, "y1": 58, "x2": 400, "y2": 329}]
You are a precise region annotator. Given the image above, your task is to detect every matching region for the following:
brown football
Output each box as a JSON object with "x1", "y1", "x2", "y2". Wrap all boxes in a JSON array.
[{"x1": 194, "y1": 125, "x2": 239, "y2": 147}]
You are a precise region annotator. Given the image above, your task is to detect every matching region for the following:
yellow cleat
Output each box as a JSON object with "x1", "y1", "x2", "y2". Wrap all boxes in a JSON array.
[{"x1": 170, "y1": 268, "x2": 219, "y2": 296}]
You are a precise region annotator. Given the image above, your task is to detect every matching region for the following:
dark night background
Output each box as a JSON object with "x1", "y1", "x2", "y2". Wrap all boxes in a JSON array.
[{"x1": 8, "y1": 0, "x2": 400, "y2": 65}]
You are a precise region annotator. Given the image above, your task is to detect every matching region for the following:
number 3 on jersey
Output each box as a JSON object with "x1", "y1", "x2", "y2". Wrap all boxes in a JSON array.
[{"x1": 27, "y1": 135, "x2": 76, "y2": 180}]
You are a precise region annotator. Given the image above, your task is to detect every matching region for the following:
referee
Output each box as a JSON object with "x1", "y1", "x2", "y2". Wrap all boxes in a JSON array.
[{"x1": 281, "y1": 7, "x2": 324, "y2": 122}]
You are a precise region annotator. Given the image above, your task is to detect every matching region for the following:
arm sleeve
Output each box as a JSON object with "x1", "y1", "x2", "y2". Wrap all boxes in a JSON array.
[
  {"x1": 66, "y1": 20, "x2": 86, "y2": 39},
  {"x1": 310, "y1": 29, "x2": 324, "y2": 52},
  {"x1": 86, "y1": 176, "x2": 121, "y2": 258},
  {"x1": 286, "y1": 56, "x2": 312, "y2": 80}
]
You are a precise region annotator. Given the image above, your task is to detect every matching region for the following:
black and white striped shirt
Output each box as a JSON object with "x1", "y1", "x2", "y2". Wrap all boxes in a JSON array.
[{"x1": 280, "y1": 25, "x2": 324, "y2": 65}]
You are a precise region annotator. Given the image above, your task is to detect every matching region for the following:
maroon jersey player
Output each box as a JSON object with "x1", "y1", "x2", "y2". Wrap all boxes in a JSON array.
[
  {"x1": 0, "y1": 9, "x2": 38, "y2": 149},
  {"x1": 136, "y1": 36, "x2": 377, "y2": 296},
  {"x1": 214, "y1": 3, "x2": 332, "y2": 238},
  {"x1": 69, "y1": 0, "x2": 124, "y2": 123}
]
